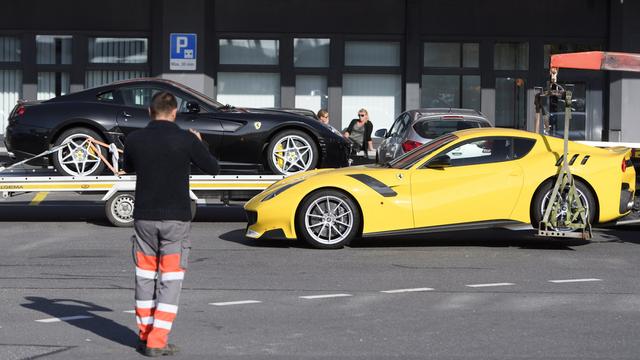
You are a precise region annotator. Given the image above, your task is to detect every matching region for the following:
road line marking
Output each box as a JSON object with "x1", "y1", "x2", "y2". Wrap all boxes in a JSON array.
[
  {"x1": 209, "y1": 300, "x2": 262, "y2": 306},
  {"x1": 123, "y1": 310, "x2": 135, "y2": 313},
  {"x1": 549, "y1": 278, "x2": 601, "y2": 283},
  {"x1": 29, "y1": 191, "x2": 49, "y2": 206},
  {"x1": 381, "y1": 287, "x2": 435, "y2": 294},
  {"x1": 36, "y1": 315, "x2": 93, "y2": 323},
  {"x1": 299, "y1": 294, "x2": 352, "y2": 300},
  {"x1": 466, "y1": 283, "x2": 515, "y2": 288}
]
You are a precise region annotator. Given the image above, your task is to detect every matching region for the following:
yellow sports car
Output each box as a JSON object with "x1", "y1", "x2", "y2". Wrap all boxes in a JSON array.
[{"x1": 244, "y1": 128, "x2": 636, "y2": 249}]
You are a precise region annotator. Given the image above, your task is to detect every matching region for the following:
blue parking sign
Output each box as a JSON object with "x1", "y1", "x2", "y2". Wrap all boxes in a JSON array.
[{"x1": 170, "y1": 33, "x2": 197, "y2": 71}]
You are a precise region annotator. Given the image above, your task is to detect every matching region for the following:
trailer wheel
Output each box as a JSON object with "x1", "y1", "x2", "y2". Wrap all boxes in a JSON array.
[{"x1": 106, "y1": 192, "x2": 135, "y2": 227}]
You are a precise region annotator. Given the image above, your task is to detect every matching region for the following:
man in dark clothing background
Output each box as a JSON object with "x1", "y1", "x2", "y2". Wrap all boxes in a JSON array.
[{"x1": 123, "y1": 91, "x2": 219, "y2": 357}]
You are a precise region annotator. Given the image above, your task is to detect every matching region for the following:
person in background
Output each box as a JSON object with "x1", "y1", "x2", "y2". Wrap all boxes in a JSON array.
[
  {"x1": 317, "y1": 109, "x2": 340, "y2": 135},
  {"x1": 344, "y1": 108, "x2": 374, "y2": 153}
]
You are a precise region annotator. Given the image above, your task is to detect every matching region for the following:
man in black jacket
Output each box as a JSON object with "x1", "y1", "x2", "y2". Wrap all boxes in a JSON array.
[{"x1": 123, "y1": 91, "x2": 219, "y2": 357}]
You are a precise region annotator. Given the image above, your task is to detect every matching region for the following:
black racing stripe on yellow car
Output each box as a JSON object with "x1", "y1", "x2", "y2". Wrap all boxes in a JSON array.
[
  {"x1": 581, "y1": 155, "x2": 590, "y2": 165},
  {"x1": 555, "y1": 154, "x2": 582, "y2": 166},
  {"x1": 362, "y1": 220, "x2": 524, "y2": 238},
  {"x1": 347, "y1": 174, "x2": 397, "y2": 197}
]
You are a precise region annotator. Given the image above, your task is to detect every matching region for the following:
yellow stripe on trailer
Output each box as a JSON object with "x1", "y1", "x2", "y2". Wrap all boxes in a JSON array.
[
  {"x1": 29, "y1": 191, "x2": 49, "y2": 206},
  {"x1": 0, "y1": 183, "x2": 116, "y2": 191}
]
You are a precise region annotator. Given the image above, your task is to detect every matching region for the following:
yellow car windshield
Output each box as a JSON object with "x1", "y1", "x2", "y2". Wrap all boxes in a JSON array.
[{"x1": 388, "y1": 134, "x2": 458, "y2": 169}]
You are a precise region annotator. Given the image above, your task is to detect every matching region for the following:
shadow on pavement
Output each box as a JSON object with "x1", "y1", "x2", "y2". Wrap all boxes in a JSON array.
[
  {"x1": 21, "y1": 297, "x2": 137, "y2": 348},
  {"x1": 218, "y1": 227, "x2": 590, "y2": 250}
]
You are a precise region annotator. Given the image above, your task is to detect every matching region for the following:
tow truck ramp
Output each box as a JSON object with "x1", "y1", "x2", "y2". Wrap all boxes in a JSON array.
[{"x1": 0, "y1": 173, "x2": 284, "y2": 227}]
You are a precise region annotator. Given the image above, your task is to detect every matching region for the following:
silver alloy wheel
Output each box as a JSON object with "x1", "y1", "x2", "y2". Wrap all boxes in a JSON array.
[
  {"x1": 110, "y1": 193, "x2": 135, "y2": 225},
  {"x1": 540, "y1": 187, "x2": 589, "y2": 231},
  {"x1": 56, "y1": 133, "x2": 102, "y2": 176},
  {"x1": 271, "y1": 135, "x2": 314, "y2": 175},
  {"x1": 304, "y1": 195, "x2": 354, "y2": 245}
]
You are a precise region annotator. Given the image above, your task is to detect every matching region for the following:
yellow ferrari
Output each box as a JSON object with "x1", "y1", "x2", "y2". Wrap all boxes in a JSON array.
[{"x1": 244, "y1": 128, "x2": 636, "y2": 249}]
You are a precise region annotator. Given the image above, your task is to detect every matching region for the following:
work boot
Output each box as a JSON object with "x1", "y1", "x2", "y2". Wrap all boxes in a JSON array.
[
  {"x1": 136, "y1": 340, "x2": 147, "y2": 353},
  {"x1": 144, "y1": 343, "x2": 180, "y2": 357}
]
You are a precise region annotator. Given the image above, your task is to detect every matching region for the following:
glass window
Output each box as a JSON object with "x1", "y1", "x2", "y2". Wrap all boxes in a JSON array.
[
  {"x1": 36, "y1": 35, "x2": 72, "y2": 65},
  {"x1": 440, "y1": 137, "x2": 535, "y2": 167},
  {"x1": 462, "y1": 75, "x2": 481, "y2": 110},
  {"x1": 294, "y1": 38, "x2": 330, "y2": 68},
  {"x1": 97, "y1": 91, "x2": 114, "y2": 102},
  {"x1": 120, "y1": 87, "x2": 185, "y2": 110},
  {"x1": 494, "y1": 43, "x2": 529, "y2": 70},
  {"x1": 462, "y1": 43, "x2": 479, "y2": 68},
  {"x1": 0, "y1": 37, "x2": 20, "y2": 62},
  {"x1": 85, "y1": 70, "x2": 148, "y2": 88},
  {"x1": 0, "y1": 69, "x2": 22, "y2": 135},
  {"x1": 388, "y1": 113, "x2": 411, "y2": 137},
  {"x1": 295, "y1": 75, "x2": 327, "y2": 112},
  {"x1": 422, "y1": 75, "x2": 459, "y2": 108},
  {"x1": 89, "y1": 37, "x2": 148, "y2": 64},
  {"x1": 421, "y1": 75, "x2": 480, "y2": 111},
  {"x1": 495, "y1": 77, "x2": 526, "y2": 128},
  {"x1": 544, "y1": 43, "x2": 602, "y2": 69},
  {"x1": 37, "y1": 72, "x2": 70, "y2": 100},
  {"x1": 345, "y1": 41, "x2": 400, "y2": 67},
  {"x1": 217, "y1": 72, "x2": 280, "y2": 107},
  {"x1": 424, "y1": 43, "x2": 460, "y2": 67},
  {"x1": 423, "y1": 42, "x2": 478, "y2": 68},
  {"x1": 342, "y1": 74, "x2": 401, "y2": 131},
  {"x1": 414, "y1": 119, "x2": 482, "y2": 139},
  {"x1": 219, "y1": 39, "x2": 279, "y2": 65}
]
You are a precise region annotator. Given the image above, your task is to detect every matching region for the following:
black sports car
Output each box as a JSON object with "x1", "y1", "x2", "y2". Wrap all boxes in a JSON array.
[{"x1": 4, "y1": 78, "x2": 350, "y2": 176}]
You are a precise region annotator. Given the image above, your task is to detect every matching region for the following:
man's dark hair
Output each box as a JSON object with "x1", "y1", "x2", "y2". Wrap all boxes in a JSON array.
[{"x1": 149, "y1": 91, "x2": 178, "y2": 119}]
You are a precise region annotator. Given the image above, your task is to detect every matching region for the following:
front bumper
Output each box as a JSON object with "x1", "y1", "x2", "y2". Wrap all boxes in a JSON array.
[
  {"x1": 244, "y1": 193, "x2": 298, "y2": 240},
  {"x1": 319, "y1": 137, "x2": 350, "y2": 168}
]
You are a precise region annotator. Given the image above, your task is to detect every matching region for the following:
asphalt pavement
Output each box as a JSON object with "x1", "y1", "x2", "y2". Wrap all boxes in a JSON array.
[{"x1": 0, "y1": 194, "x2": 640, "y2": 359}]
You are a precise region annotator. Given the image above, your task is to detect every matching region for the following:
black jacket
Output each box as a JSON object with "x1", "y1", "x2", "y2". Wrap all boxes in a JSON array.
[
  {"x1": 346, "y1": 119, "x2": 373, "y2": 151},
  {"x1": 123, "y1": 120, "x2": 220, "y2": 221}
]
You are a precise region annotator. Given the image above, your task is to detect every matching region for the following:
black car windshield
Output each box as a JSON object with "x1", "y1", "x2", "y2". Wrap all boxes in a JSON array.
[
  {"x1": 171, "y1": 81, "x2": 225, "y2": 109},
  {"x1": 387, "y1": 133, "x2": 458, "y2": 169}
]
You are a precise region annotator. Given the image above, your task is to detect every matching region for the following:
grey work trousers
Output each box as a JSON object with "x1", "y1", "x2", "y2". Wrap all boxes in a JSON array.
[{"x1": 132, "y1": 220, "x2": 191, "y2": 349}]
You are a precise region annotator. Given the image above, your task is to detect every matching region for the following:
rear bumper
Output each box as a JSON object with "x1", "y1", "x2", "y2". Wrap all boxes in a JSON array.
[
  {"x1": 5, "y1": 123, "x2": 51, "y2": 165},
  {"x1": 620, "y1": 184, "x2": 635, "y2": 214}
]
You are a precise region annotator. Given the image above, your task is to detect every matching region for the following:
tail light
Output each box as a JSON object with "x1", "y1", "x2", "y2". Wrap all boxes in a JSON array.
[
  {"x1": 622, "y1": 158, "x2": 627, "y2": 172},
  {"x1": 402, "y1": 140, "x2": 423, "y2": 152},
  {"x1": 14, "y1": 105, "x2": 26, "y2": 118}
]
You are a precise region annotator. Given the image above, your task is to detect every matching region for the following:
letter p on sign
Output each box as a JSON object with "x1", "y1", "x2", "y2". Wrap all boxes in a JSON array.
[{"x1": 170, "y1": 33, "x2": 197, "y2": 71}]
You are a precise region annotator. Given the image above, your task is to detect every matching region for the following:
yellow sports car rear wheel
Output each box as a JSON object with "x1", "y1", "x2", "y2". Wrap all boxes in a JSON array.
[
  {"x1": 296, "y1": 189, "x2": 361, "y2": 249},
  {"x1": 531, "y1": 180, "x2": 596, "y2": 231}
]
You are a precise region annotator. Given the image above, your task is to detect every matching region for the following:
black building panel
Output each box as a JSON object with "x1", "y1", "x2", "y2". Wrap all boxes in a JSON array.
[
  {"x1": 214, "y1": 0, "x2": 406, "y2": 34},
  {"x1": 419, "y1": 0, "x2": 608, "y2": 38},
  {"x1": 2, "y1": 0, "x2": 151, "y2": 32}
]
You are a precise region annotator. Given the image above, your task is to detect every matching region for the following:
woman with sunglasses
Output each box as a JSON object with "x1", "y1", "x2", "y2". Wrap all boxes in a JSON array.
[{"x1": 343, "y1": 108, "x2": 374, "y2": 155}]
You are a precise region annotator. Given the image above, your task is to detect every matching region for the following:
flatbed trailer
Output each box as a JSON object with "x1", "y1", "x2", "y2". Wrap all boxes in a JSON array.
[{"x1": 0, "y1": 172, "x2": 284, "y2": 226}]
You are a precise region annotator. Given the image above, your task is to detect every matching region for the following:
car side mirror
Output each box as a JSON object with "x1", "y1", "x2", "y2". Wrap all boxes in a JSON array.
[
  {"x1": 374, "y1": 128, "x2": 387, "y2": 138},
  {"x1": 185, "y1": 101, "x2": 200, "y2": 114},
  {"x1": 427, "y1": 155, "x2": 451, "y2": 169}
]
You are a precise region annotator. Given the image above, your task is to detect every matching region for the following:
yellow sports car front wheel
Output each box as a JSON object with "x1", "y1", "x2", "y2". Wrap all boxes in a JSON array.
[{"x1": 296, "y1": 189, "x2": 361, "y2": 249}]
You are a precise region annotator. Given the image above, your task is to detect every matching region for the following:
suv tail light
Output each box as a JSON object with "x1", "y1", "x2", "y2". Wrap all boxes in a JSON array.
[{"x1": 402, "y1": 140, "x2": 423, "y2": 152}]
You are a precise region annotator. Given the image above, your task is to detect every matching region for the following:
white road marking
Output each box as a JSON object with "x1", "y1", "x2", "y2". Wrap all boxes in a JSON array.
[
  {"x1": 35, "y1": 315, "x2": 93, "y2": 323},
  {"x1": 299, "y1": 294, "x2": 352, "y2": 300},
  {"x1": 549, "y1": 278, "x2": 601, "y2": 283},
  {"x1": 123, "y1": 310, "x2": 135, "y2": 313},
  {"x1": 381, "y1": 287, "x2": 435, "y2": 294},
  {"x1": 466, "y1": 283, "x2": 515, "y2": 288},
  {"x1": 209, "y1": 300, "x2": 262, "y2": 306}
]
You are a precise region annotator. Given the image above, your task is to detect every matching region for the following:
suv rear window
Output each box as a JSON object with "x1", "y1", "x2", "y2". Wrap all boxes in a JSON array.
[{"x1": 414, "y1": 119, "x2": 481, "y2": 139}]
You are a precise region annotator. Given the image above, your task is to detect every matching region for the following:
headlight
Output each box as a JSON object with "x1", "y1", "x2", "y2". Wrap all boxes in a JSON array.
[{"x1": 261, "y1": 180, "x2": 302, "y2": 202}]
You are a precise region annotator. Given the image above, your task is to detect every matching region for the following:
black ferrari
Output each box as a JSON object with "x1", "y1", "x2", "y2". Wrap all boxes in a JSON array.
[{"x1": 4, "y1": 78, "x2": 350, "y2": 176}]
